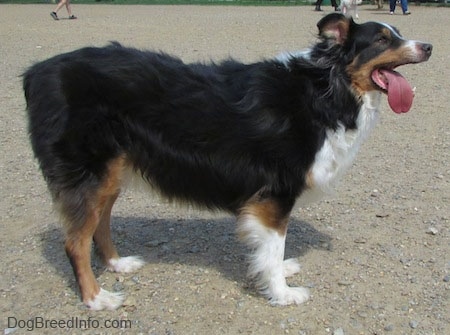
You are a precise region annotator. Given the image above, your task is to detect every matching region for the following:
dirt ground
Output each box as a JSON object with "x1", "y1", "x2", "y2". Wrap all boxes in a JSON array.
[{"x1": 0, "y1": 3, "x2": 448, "y2": 335}]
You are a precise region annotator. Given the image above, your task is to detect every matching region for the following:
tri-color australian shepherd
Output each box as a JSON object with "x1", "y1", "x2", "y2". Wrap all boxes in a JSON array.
[{"x1": 23, "y1": 14, "x2": 432, "y2": 310}]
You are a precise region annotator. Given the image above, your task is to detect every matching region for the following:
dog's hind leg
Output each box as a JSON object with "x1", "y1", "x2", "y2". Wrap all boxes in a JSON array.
[
  {"x1": 94, "y1": 191, "x2": 145, "y2": 274},
  {"x1": 65, "y1": 200, "x2": 124, "y2": 310},
  {"x1": 237, "y1": 194, "x2": 309, "y2": 306},
  {"x1": 64, "y1": 156, "x2": 142, "y2": 310}
]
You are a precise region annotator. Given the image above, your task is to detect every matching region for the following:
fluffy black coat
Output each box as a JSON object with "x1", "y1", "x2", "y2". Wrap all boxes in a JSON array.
[{"x1": 23, "y1": 39, "x2": 360, "y2": 217}]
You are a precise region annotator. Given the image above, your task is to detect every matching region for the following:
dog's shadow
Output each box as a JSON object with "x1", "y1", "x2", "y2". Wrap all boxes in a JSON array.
[{"x1": 41, "y1": 216, "x2": 332, "y2": 290}]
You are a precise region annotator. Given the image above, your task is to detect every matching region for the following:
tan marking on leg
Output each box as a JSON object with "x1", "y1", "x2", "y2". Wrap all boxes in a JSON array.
[
  {"x1": 97, "y1": 155, "x2": 128, "y2": 198},
  {"x1": 93, "y1": 192, "x2": 120, "y2": 263},
  {"x1": 65, "y1": 208, "x2": 101, "y2": 304},
  {"x1": 236, "y1": 195, "x2": 309, "y2": 305},
  {"x1": 239, "y1": 196, "x2": 290, "y2": 235},
  {"x1": 93, "y1": 155, "x2": 128, "y2": 263},
  {"x1": 65, "y1": 155, "x2": 128, "y2": 305}
]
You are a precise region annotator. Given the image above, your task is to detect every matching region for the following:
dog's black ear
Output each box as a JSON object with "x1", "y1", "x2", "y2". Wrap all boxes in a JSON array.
[{"x1": 317, "y1": 13, "x2": 354, "y2": 45}]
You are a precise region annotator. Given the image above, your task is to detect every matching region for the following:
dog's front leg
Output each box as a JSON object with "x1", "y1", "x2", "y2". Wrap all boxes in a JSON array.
[{"x1": 237, "y1": 196, "x2": 309, "y2": 305}]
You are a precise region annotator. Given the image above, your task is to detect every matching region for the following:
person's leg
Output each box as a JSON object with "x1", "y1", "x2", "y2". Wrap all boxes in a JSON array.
[
  {"x1": 51, "y1": 0, "x2": 65, "y2": 20},
  {"x1": 389, "y1": 0, "x2": 396, "y2": 13},
  {"x1": 65, "y1": 0, "x2": 73, "y2": 16},
  {"x1": 53, "y1": 0, "x2": 66, "y2": 14},
  {"x1": 401, "y1": 0, "x2": 410, "y2": 14},
  {"x1": 315, "y1": 0, "x2": 323, "y2": 11}
]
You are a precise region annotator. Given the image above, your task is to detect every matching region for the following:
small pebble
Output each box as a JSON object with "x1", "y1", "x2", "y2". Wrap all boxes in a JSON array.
[
  {"x1": 426, "y1": 227, "x2": 439, "y2": 235},
  {"x1": 384, "y1": 324, "x2": 394, "y2": 331},
  {"x1": 189, "y1": 245, "x2": 201, "y2": 253},
  {"x1": 123, "y1": 295, "x2": 137, "y2": 307},
  {"x1": 333, "y1": 328, "x2": 344, "y2": 335},
  {"x1": 338, "y1": 280, "x2": 352, "y2": 286},
  {"x1": 146, "y1": 240, "x2": 160, "y2": 247},
  {"x1": 409, "y1": 320, "x2": 419, "y2": 329},
  {"x1": 112, "y1": 282, "x2": 124, "y2": 292},
  {"x1": 443, "y1": 274, "x2": 450, "y2": 282},
  {"x1": 146, "y1": 239, "x2": 167, "y2": 247}
]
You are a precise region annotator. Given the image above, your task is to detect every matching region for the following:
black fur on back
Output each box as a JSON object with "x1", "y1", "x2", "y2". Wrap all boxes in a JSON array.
[{"x1": 23, "y1": 37, "x2": 361, "y2": 215}]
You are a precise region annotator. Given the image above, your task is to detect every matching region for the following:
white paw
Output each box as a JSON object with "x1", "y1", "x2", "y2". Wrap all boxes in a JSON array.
[
  {"x1": 108, "y1": 256, "x2": 145, "y2": 273},
  {"x1": 268, "y1": 286, "x2": 310, "y2": 306},
  {"x1": 86, "y1": 288, "x2": 124, "y2": 310},
  {"x1": 283, "y1": 258, "x2": 301, "y2": 277}
]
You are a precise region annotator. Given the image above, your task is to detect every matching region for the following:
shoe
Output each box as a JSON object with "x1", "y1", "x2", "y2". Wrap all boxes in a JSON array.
[
  {"x1": 403, "y1": 11, "x2": 411, "y2": 15},
  {"x1": 69, "y1": 15, "x2": 77, "y2": 19},
  {"x1": 315, "y1": 7, "x2": 323, "y2": 11},
  {"x1": 335, "y1": 7, "x2": 341, "y2": 11},
  {"x1": 390, "y1": 11, "x2": 394, "y2": 15},
  {"x1": 50, "y1": 12, "x2": 58, "y2": 20}
]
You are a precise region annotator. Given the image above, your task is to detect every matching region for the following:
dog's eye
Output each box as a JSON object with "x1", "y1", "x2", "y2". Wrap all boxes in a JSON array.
[{"x1": 376, "y1": 35, "x2": 390, "y2": 45}]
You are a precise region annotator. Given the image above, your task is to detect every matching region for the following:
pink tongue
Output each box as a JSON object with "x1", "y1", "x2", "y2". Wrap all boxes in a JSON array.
[{"x1": 381, "y1": 69, "x2": 414, "y2": 114}]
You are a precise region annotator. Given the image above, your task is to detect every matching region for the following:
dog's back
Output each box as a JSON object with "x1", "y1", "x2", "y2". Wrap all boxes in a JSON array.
[{"x1": 24, "y1": 43, "x2": 330, "y2": 215}]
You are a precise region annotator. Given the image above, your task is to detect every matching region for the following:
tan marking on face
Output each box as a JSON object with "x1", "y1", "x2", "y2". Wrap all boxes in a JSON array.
[
  {"x1": 381, "y1": 27, "x2": 392, "y2": 39},
  {"x1": 347, "y1": 46, "x2": 414, "y2": 95},
  {"x1": 345, "y1": 26, "x2": 422, "y2": 95}
]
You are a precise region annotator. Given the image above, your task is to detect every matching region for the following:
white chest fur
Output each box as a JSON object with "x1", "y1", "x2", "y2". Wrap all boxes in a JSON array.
[{"x1": 297, "y1": 91, "x2": 381, "y2": 205}]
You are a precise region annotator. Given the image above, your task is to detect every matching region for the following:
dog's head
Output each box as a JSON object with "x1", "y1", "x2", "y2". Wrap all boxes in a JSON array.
[{"x1": 317, "y1": 13, "x2": 432, "y2": 113}]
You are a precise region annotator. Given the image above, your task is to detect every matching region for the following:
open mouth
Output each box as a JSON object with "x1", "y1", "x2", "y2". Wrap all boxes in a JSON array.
[{"x1": 371, "y1": 68, "x2": 414, "y2": 114}]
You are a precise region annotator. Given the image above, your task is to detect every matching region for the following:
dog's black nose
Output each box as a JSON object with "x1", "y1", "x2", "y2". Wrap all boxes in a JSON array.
[{"x1": 422, "y1": 43, "x2": 433, "y2": 55}]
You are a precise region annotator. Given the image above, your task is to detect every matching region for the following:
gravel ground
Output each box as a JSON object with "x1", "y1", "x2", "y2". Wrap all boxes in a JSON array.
[{"x1": 0, "y1": 4, "x2": 449, "y2": 335}]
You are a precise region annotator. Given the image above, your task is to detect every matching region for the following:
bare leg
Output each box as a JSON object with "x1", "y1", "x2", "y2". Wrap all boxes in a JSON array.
[
  {"x1": 53, "y1": 0, "x2": 67, "y2": 14},
  {"x1": 64, "y1": 1, "x2": 73, "y2": 17}
]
